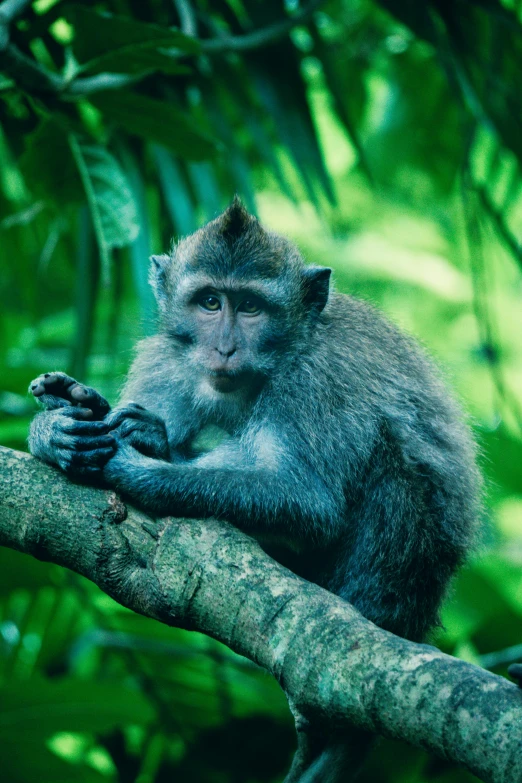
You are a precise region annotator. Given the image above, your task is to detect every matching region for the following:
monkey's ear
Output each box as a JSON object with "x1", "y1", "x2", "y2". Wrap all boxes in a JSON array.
[
  {"x1": 149, "y1": 254, "x2": 171, "y2": 310},
  {"x1": 302, "y1": 266, "x2": 331, "y2": 314}
]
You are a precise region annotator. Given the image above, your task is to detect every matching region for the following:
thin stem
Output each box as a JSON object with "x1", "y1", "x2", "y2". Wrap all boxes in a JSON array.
[
  {"x1": 66, "y1": 72, "x2": 140, "y2": 96},
  {"x1": 0, "y1": 43, "x2": 64, "y2": 91},
  {"x1": 481, "y1": 643, "x2": 522, "y2": 670},
  {"x1": 201, "y1": 0, "x2": 323, "y2": 54},
  {"x1": 172, "y1": 0, "x2": 197, "y2": 37},
  {"x1": 0, "y1": 0, "x2": 32, "y2": 24}
]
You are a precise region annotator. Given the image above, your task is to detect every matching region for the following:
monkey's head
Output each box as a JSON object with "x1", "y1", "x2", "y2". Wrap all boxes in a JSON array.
[{"x1": 150, "y1": 198, "x2": 331, "y2": 395}]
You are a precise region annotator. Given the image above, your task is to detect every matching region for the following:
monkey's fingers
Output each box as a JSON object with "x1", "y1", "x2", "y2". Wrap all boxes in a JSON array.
[
  {"x1": 30, "y1": 372, "x2": 110, "y2": 419},
  {"x1": 105, "y1": 403, "x2": 156, "y2": 429}
]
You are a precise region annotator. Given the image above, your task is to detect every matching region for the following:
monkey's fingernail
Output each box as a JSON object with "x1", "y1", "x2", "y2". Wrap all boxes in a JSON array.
[{"x1": 71, "y1": 386, "x2": 90, "y2": 401}]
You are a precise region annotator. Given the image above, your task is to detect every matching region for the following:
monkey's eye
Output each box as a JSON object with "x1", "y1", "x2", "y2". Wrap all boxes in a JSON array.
[
  {"x1": 199, "y1": 295, "x2": 221, "y2": 311},
  {"x1": 238, "y1": 299, "x2": 261, "y2": 315}
]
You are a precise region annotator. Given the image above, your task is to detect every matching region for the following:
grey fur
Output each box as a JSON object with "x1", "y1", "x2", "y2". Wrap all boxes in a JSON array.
[{"x1": 28, "y1": 199, "x2": 482, "y2": 782}]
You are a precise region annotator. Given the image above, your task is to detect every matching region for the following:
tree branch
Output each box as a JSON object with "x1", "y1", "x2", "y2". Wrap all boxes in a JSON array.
[{"x1": 0, "y1": 444, "x2": 521, "y2": 783}]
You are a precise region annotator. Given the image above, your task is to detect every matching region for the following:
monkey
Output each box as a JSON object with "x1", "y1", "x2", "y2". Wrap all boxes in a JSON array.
[{"x1": 28, "y1": 198, "x2": 481, "y2": 781}]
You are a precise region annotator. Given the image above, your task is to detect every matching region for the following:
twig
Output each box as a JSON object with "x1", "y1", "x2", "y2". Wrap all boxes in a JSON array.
[
  {"x1": 475, "y1": 184, "x2": 522, "y2": 275},
  {"x1": 481, "y1": 643, "x2": 522, "y2": 670},
  {"x1": 0, "y1": 0, "x2": 31, "y2": 24},
  {"x1": 65, "y1": 72, "x2": 142, "y2": 96},
  {"x1": 172, "y1": 0, "x2": 197, "y2": 38},
  {"x1": 0, "y1": 0, "x2": 32, "y2": 52},
  {"x1": 0, "y1": 43, "x2": 63, "y2": 91},
  {"x1": 201, "y1": 0, "x2": 323, "y2": 54}
]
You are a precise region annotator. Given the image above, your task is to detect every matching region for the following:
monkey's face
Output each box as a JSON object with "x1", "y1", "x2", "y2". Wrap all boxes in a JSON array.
[
  {"x1": 149, "y1": 201, "x2": 332, "y2": 397},
  {"x1": 167, "y1": 274, "x2": 293, "y2": 395}
]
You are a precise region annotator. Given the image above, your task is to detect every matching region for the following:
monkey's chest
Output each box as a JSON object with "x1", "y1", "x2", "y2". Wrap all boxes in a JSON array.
[{"x1": 186, "y1": 424, "x2": 232, "y2": 457}]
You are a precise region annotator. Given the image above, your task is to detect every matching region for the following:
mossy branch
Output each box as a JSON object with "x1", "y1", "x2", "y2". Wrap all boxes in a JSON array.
[{"x1": 0, "y1": 445, "x2": 521, "y2": 783}]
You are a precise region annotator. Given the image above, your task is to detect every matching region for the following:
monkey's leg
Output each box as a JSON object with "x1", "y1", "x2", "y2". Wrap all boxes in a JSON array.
[
  {"x1": 284, "y1": 706, "x2": 325, "y2": 782},
  {"x1": 30, "y1": 371, "x2": 110, "y2": 419},
  {"x1": 285, "y1": 721, "x2": 374, "y2": 783}
]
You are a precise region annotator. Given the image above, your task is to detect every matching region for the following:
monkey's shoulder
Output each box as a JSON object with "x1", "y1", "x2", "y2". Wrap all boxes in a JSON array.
[
  {"x1": 324, "y1": 293, "x2": 427, "y2": 361},
  {"x1": 289, "y1": 291, "x2": 470, "y2": 443},
  {"x1": 318, "y1": 292, "x2": 479, "y2": 473},
  {"x1": 313, "y1": 292, "x2": 449, "y2": 398}
]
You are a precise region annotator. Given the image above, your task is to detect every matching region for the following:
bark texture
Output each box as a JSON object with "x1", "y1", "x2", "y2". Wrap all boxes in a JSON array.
[{"x1": 1, "y1": 445, "x2": 521, "y2": 782}]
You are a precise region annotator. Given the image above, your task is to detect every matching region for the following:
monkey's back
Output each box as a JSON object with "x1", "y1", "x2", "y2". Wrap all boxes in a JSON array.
[{"x1": 273, "y1": 290, "x2": 481, "y2": 559}]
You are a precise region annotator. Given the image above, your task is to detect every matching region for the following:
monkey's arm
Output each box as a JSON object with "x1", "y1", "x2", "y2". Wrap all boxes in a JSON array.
[{"x1": 103, "y1": 442, "x2": 340, "y2": 542}]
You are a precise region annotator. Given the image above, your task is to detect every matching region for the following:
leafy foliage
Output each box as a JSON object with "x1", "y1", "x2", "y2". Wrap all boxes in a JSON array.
[{"x1": 1, "y1": 0, "x2": 522, "y2": 781}]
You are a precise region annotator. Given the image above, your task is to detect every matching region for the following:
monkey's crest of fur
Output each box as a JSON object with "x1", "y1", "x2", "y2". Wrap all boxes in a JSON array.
[
  {"x1": 159, "y1": 197, "x2": 306, "y2": 283},
  {"x1": 216, "y1": 195, "x2": 254, "y2": 244}
]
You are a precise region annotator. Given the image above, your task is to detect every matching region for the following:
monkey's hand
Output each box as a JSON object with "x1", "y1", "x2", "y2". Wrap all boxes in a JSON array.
[
  {"x1": 28, "y1": 406, "x2": 117, "y2": 477},
  {"x1": 29, "y1": 371, "x2": 110, "y2": 420},
  {"x1": 105, "y1": 404, "x2": 170, "y2": 461}
]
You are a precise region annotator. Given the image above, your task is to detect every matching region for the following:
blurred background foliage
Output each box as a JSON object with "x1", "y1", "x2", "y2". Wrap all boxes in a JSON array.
[{"x1": 1, "y1": 0, "x2": 522, "y2": 780}]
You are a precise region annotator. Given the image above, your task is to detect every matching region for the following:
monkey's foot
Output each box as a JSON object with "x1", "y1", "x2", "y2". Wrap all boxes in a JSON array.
[{"x1": 30, "y1": 372, "x2": 110, "y2": 419}]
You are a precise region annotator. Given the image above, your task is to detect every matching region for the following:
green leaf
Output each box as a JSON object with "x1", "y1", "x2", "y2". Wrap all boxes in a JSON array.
[
  {"x1": 479, "y1": 428, "x2": 522, "y2": 496},
  {"x1": 0, "y1": 677, "x2": 156, "y2": 737},
  {"x1": 0, "y1": 740, "x2": 105, "y2": 783},
  {"x1": 20, "y1": 120, "x2": 83, "y2": 206},
  {"x1": 248, "y1": 46, "x2": 335, "y2": 207},
  {"x1": 89, "y1": 92, "x2": 217, "y2": 161},
  {"x1": 63, "y1": 4, "x2": 200, "y2": 66},
  {"x1": 83, "y1": 48, "x2": 191, "y2": 77},
  {"x1": 151, "y1": 144, "x2": 197, "y2": 235},
  {"x1": 68, "y1": 136, "x2": 140, "y2": 283},
  {"x1": 117, "y1": 142, "x2": 157, "y2": 331},
  {"x1": 0, "y1": 549, "x2": 57, "y2": 592}
]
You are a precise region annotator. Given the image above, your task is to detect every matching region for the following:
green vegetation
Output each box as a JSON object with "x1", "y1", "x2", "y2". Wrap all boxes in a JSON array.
[{"x1": 1, "y1": 0, "x2": 522, "y2": 780}]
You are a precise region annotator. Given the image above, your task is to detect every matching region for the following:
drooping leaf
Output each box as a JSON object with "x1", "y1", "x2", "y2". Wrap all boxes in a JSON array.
[
  {"x1": 247, "y1": 42, "x2": 336, "y2": 206},
  {"x1": 0, "y1": 739, "x2": 105, "y2": 783},
  {"x1": 0, "y1": 677, "x2": 156, "y2": 737},
  {"x1": 151, "y1": 144, "x2": 197, "y2": 236},
  {"x1": 83, "y1": 49, "x2": 191, "y2": 78},
  {"x1": 117, "y1": 142, "x2": 157, "y2": 331},
  {"x1": 89, "y1": 92, "x2": 217, "y2": 162},
  {"x1": 20, "y1": 120, "x2": 83, "y2": 207},
  {"x1": 69, "y1": 136, "x2": 139, "y2": 283},
  {"x1": 63, "y1": 4, "x2": 200, "y2": 68}
]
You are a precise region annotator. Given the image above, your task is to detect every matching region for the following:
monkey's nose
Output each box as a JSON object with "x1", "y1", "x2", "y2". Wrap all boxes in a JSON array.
[{"x1": 216, "y1": 347, "x2": 237, "y2": 358}]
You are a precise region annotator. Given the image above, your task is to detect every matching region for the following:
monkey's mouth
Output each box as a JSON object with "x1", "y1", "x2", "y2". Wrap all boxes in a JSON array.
[
  {"x1": 207, "y1": 370, "x2": 249, "y2": 393},
  {"x1": 209, "y1": 370, "x2": 246, "y2": 394}
]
